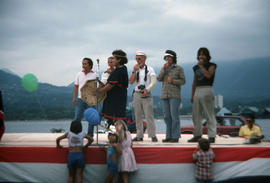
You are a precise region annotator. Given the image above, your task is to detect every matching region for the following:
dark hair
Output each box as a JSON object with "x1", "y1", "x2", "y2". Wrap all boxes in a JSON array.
[
  {"x1": 112, "y1": 49, "x2": 128, "y2": 65},
  {"x1": 108, "y1": 132, "x2": 119, "y2": 143},
  {"x1": 70, "y1": 120, "x2": 82, "y2": 134},
  {"x1": 247, "y1": 114, "x2": 255, "y2": 121},
  {"x1": 164, "y1": 50, "x2": 177, "y2": 64},
  {"x1": 197, "y1": 47, "x2": 211, "y2": 61},
  {"x1": 83, "y1": 57, "x2": 93, "y2": 69},
  {"x1": 199, "y1": 138, "x2": 210, "y2": 152}
]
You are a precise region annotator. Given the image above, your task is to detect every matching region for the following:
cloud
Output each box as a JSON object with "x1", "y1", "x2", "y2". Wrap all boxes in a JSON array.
[{"x1": 0, "y1": 0, "x2": 270, "y2": 86}]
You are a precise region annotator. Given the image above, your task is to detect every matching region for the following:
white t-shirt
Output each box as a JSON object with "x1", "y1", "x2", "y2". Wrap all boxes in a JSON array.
[
  {"x1": 67, "y1": 131, "x2": 86, "y2": 147},
  {"x1": 101, "y1": 71, "x2": 110, "y2": 85},
  {"x1": 74, "y1": 71, "x2": 97, "y2": 98},
  {"x1": 135, "y1": 65, "x2": 156, "y2": 91}
]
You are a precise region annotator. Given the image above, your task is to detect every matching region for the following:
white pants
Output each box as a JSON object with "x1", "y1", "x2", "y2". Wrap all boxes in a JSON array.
[
  {"x1": 133, "y1": 92, "x2": 156, "y2": 138},
  {"x1": 192, "y1": 86, "x2": 216, "y2": 137}
]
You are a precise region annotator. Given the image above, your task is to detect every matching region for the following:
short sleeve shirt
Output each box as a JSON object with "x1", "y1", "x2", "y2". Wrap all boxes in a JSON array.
[
  {"x1": 135, "y1": 65, "x2": 156, "y2": 91},
  {"x1": 74, "y1": 71, "x2": 97, "y2": 98},
  {"x1": 193, "y1": 62, "x2": 216, "y2": 86},
  {"x1": 68, "y1": 131, "x2": 86, "y2": 147},
  {"x1": 239, "y1": 124, "x2": 262, "y2": 138}
]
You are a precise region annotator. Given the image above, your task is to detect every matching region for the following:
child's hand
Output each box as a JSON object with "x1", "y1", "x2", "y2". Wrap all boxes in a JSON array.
[
  {"x1": 57, "y1": 145, "x2": 63, "y2": 148},
  {"x1": 100, "y1": 145, "x2": 107, "y2": 151}
]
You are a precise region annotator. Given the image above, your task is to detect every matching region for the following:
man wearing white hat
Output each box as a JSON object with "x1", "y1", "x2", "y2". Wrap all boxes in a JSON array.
[{"x1": 129, "y1": 51, "x2": 158, "y2": 142}]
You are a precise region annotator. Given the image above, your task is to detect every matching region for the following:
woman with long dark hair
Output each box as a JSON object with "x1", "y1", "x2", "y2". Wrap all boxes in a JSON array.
[
  {"x1": 188, "y1": 47, "x2": 217, "y2": 143},
  {"x1": 99, "y1": 50, "x2": 129, "y2": 122}
]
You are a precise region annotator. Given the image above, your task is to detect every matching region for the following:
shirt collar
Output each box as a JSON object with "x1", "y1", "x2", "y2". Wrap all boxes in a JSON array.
[{"x1": 83, "y1": 70, "x2": 94, "y2": 75}]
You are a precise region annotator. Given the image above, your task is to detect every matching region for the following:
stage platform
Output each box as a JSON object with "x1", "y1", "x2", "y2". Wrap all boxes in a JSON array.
[{"x1": 1, "y1": 133, "x2": 270, "y2": 183}]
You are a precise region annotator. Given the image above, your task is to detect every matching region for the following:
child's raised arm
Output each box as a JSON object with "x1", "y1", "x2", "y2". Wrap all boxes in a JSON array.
[
  {"x1": 56, "y1": 133, "x2": 68, "y2": 148},
  {"x1": 84, "y1": 134, "x2": 94, "y2": 148}
]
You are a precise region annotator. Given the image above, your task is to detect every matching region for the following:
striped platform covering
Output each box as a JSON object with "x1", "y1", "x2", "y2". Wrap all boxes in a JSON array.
[{"x1": 0, "y1": 133, "x2": 270, "y2": 183}]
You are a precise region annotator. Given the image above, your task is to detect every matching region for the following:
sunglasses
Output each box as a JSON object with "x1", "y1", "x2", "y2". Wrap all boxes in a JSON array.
[
  {"x1": 136, "y1": 58, "x2": 142, "y2": 61},
  {"x1": 247, "y1": 119, "x2": 253, "y2": 123}
]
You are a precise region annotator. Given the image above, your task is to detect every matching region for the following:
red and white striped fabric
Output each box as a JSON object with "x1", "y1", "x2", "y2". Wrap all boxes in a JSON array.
[{"x1": 0, "y1": 146, "x2": 270, "y2": 182}]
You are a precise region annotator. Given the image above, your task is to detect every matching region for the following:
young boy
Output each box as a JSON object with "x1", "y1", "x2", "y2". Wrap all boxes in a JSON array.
[{"x1": 192, "y1": 138, "x2": 215, "y2": 183}]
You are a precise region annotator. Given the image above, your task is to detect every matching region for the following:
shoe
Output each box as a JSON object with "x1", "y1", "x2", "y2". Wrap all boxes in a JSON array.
[
  {"x1": 132, "y1": 137, "x2": 143, "y2": 142},
  {"x1": 152, "y1": 136, "x2": 158, "y2": 142},
  {"x1": 187, "y1": 136, "x2": 201, "y2": 143},
  {"x1": 170, "y1": 139, "x2": 179, "y2": 143},
  {"x1": 208, "y1": 137, "x2": 215, "y2": 143},
  {"x1": 162, "y1": 138, "x2": 171, "y2": 143}
]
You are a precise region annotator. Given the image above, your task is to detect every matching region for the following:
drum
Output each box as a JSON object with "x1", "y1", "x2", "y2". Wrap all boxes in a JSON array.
[{"x1": 80, "y1": 79, "x2": 106, "y2": 106}]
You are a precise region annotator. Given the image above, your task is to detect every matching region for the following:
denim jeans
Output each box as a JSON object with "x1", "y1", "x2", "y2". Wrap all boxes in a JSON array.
[
  {"x1": 162, "y1": 98, "x2": 181, "y2": 139},
  {"x1": 74, "y1": 98, "x2": 102, "y2": 137}
]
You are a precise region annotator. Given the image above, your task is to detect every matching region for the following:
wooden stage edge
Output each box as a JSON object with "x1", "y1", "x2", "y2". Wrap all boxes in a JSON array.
[{"x1": 1, "y1": 133, "x2": 269, "y2": 147}]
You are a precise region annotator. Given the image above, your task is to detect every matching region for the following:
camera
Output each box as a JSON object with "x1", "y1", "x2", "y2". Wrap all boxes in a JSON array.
[{"x1": 138, "y1": 85, "x2": 145, "y2": 91}]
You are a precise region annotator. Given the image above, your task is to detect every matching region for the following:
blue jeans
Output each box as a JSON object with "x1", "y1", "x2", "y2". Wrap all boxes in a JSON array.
[
  {"x1": 74, "y1": 98, "x2": 102, "y2": 137},
  {"x1": 162, "y1": 98, "x2": 181, "y2": 139}
]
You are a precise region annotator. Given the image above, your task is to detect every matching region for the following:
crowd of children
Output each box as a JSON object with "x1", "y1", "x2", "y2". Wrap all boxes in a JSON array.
[{"x1": 56, "y1": 119, "x2": 138, "y2": 183}]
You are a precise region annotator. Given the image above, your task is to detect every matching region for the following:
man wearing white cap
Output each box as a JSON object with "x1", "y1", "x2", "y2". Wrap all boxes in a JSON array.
[{"x1": 129, "y1": 51, "x2": 158, "y2": 142}]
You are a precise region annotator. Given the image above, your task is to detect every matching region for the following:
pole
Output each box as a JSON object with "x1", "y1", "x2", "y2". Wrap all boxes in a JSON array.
[{"x1": 96, "y1": 59, "x2": 100, "y2": 144}]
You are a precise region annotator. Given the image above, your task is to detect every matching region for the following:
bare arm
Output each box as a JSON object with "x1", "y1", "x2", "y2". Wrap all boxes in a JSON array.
[
  {"x1": 98, "y1": 84, "x2": 114, "y2": 94},
  {"x1": 84, "y1": 134, "x2": 94, "y2": 148},
  {"x1": 73, "y1": 85, "x2": 78, "y2": 105},
  {"x1": 113, "y1": 143, "x2": 122, "y2": 155},
  {"x1": 56, "y1": 132, "x2": 68, "y2": 148},
  {"x1": 129, "y1": 64, "x2": 139, "y2": 84},
  {"x1": 198, "y1": 63, "x2": 216, "y2": 79}
]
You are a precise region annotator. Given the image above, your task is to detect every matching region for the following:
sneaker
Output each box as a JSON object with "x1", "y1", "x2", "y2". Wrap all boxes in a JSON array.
[
  {"x1": 187, "y1": 136, "x2": 201, "y2": 143},
  {"x1": 208, "y1": 137, "x2": 215, "y2": 143},
  {"x1": 132, "y1": 137, "x2": 143, "y2": 142},
  {"x1": 152, "y1": 136, "x2": 158, "y2": 142},
  {"x1": 162, "y1": 138, "x2": 171, "y2": 143}
]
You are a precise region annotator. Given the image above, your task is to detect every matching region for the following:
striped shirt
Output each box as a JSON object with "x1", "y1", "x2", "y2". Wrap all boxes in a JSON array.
[{"x1": 192, "y1": 148, "x2": 215, "y2": 180}]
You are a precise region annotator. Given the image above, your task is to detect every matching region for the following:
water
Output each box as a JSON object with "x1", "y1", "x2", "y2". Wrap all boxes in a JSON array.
[{"x1": 3, "y1": 119, "x2": 270, "y2": 141}]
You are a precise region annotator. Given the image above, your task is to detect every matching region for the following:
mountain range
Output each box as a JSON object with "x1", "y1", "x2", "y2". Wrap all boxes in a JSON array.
[{"x1": 1, "y1": 57, "x2": 270, "y2": 120}]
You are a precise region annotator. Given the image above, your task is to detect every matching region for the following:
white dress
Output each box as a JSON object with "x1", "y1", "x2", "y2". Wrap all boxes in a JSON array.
[{"x1": 118, "y1": 131, "x2": 138, "y2": 172}]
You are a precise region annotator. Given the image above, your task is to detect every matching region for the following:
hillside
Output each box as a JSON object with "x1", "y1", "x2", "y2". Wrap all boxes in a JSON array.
[
  {"x1": 1, "y1": 57, "x2": 270, "y2": 120},
  {"x1": 0, "y1": 70, "x2": 74, "y2": 120}
]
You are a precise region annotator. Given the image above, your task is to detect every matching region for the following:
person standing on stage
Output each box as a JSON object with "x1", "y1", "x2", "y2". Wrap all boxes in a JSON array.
[
  {"x1": 188, "y1": 48, "x2": 217, "y2": 143},
  {"x1": 157, "y1": 50, "x2": 186, "y2": 143},
  {"x1": 98, "y1": 50, "x2": 129, "y2": 122},
  {"x1": 73, "y1": 57, "x2": 98, "y2": 137},
  {"x1": 101, "y1": 56, "x2": 115, "y2": 85},
  {"x1": 100, "y1": 56, "x2": 115, "y2": 129},
  {"x1": 129, "y1": 51, "x2": 158, "y2": 142}
]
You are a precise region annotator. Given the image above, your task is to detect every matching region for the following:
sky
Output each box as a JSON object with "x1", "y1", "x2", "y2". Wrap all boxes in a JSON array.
[{"x1": 0, "y1": 0, "x2": 270, "y2": 86}]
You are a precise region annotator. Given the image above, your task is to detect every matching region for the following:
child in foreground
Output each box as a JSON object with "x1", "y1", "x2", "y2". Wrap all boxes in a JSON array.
[
  {"x1": 105, "y1": 132, "x2": 122, "y2": 183},
  {"x1": 115, "y1": 120, "x2": 137, "y2": 183},
  {"x1": 192, "y1": 138, "x2": 215, "y2": 183},
  {"x1": 56, "y1": 120, "x2": 93, "y2": 183}
]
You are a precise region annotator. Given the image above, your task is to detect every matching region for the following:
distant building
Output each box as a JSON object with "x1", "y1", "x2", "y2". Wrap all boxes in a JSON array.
[
  {"x1": 215, "y1": 95, "x2": 223, "y2": 109},
  {"x1": 217, "y1": 107, "x2": 232, "y2": 116}
]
